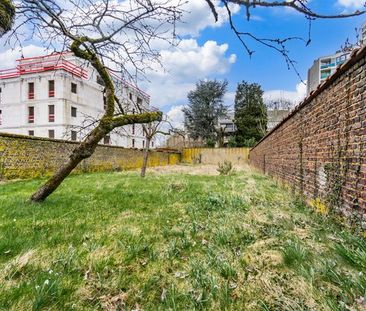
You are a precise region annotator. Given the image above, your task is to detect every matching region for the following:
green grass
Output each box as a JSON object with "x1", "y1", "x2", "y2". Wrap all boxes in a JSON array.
[{"x1": 0, "y1": 166, "x2": 365, "y2": 310}]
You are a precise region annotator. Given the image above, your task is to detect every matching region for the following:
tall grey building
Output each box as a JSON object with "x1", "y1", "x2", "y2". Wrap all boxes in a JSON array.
[{"x1": 307, "y1": 20, "x2": 366, "y2": 96}]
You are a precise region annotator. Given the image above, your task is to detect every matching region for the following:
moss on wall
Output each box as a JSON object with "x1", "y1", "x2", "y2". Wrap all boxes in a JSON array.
[{"x1": 0, "y1": 133, "x2": 181, "y2": 180}]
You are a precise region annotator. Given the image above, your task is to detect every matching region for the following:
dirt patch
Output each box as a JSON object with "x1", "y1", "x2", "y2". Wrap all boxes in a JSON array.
[{"x1": 146, "y1": 164, "x2": 252, "y2": 176}]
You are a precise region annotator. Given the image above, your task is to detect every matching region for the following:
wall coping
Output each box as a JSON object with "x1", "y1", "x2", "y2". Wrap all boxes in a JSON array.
[
  {"x1": 0, "y1": 132, "x2": 180, "y2": 154},
  {"x1": 251, "y1": 44, "x2": 366, "y2": 151}
]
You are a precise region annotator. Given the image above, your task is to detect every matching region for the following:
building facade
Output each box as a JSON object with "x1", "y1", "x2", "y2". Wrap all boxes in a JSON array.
[
  {"x1": 307, "y1": 20, "x2": 366, "y2": 96},
  {"x1": 0, "y1": 52, "x2": 151, "y2": 148},
  {"x1": 307, "y1": 49, "x2": 351, "y2": 95},
  {"x1": 360, "y1": 20, "x2": 366, "y2": 46}
]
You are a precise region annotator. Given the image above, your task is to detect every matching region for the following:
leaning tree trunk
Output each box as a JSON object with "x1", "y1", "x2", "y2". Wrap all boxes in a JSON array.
[
  {"x1": 140, "y1": 137, "x2": 151, "y2": 178},
  {"x1": 30, "y1": 39, "x2": 162, "y2": 202},
  {"x1": 30, "y1": 126, "x2": 107, "y2": 202}
]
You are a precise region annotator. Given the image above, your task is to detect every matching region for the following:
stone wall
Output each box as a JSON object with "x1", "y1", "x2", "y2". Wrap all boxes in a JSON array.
[
  {"x1": 182, "y1": 147, "x2": 249, "y2": 165},
  {"x1": 0, "y1": 133, "x2": 180, "y2": 180},
  {"x1": 250, "y1": 46, "x2": 366, "y2": 225}
]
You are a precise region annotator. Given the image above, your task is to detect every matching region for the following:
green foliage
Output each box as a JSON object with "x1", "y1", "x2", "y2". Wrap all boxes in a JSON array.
[
  {"x1": 0, "y1": 0, "x2": 15, "y2": 35},
  {"x1": 234, "y1": 81, "x2": 267, "y2": 147},
  {"x1": 183, "y1": 79, "x2": 228, "y2": 144},
  {"x1": 282, "y1": 239, "x2": 310, "y2": 268},
  {"x1": 227, "y1": 136, "x2": 237, "y2": 147},
  {"x1": 217, "y1": 160, "x2": 234, "y2": 175},
  {"x1": 206, "y1": 138, "x2": 216, "y2": 148},
  {"x1": 242, "y1": 137, "x2": 257, "y2": 147}
]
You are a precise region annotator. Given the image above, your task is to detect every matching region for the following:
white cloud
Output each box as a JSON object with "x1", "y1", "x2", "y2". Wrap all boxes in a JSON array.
[
  {"x1": 151, "y1": 40, "x2": 236, "y2": 80},
  {"x1": 144, "y1": 39, "x2": 236, "y2": 108},
  {"x1": 263, "y1": 81, "x2": 307, "y2": 106},
  {"x1": 167, "y1": 105, "x2": 185, "y2": 129},
  {"x1": 337, "y1": 0, "x2": 365, "y2": 8},
  {"x1": 177, "y1": 0, "x2": 241, "y2": 37},
  {"x1": 0, "y1": 45, "x2": 48, "y2": 68}
]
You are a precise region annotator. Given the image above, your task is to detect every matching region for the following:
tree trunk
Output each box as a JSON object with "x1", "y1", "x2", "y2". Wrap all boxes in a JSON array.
[
  {"x1": 30, "y1": 127, "x2": 106, "y2": 202},
  {"x1": 140, "y1": 137, "x2": 151, "y2": 178}
]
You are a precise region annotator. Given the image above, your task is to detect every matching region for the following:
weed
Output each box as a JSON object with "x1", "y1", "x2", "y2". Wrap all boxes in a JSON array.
[
  {"x1": 282, "y1": 239, "x2": 311, "y2": 268},
  {"x1": 217, "y1": 161, "x2": 234, "y2": 175}
]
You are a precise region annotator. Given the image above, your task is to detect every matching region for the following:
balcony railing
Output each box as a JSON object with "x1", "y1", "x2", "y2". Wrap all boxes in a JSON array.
[
  {"x1": 28, "y1": 115, "x2": 34, "y2": 123},
  {"x1": 49, "y1": 114, "x2": 55, "y2": 122},
  {"x1": 320, "y1": 63, "x2": 335, "y2": 69},
  {"x1": 0, "y1": 53, "x2": 88, "y2": 80},
  {"x1": 49, "y1": 90, "x2": 55, "y2": 97},
  {"x1": 321, "y1": 73, "x2": 331, "y2": 80},
  {"x1": 28, "y1": 92, "x2": 34, "y2": 100}
]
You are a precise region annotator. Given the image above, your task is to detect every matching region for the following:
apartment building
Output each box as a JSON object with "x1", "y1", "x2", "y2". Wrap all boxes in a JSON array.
[
  {"x1": 307, "y1": 20, "x2": 366, "y2": 95},
  {"x1": 360, "y1": 20, "x2": 366, "y2": 46},
  {"x1": 307, "y1": 49, "x2": 351, "y2": 95},
  {"x1": 0, "y1": 52, "x2": 152, "y2": 148}
]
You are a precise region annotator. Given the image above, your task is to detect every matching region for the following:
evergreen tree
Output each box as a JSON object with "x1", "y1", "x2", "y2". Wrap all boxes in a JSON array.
[
  {"x1": 183, "y1": 79, "x2": 228, "y2": 145},
  {"x1": 234, "y1": 81, "x2": 267, "y2": 147}
]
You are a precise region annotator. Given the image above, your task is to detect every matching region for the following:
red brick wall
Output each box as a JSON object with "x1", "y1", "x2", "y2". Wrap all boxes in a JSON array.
[{"x1": 250, "y1": 47, "x2": 366, "y2": 225}]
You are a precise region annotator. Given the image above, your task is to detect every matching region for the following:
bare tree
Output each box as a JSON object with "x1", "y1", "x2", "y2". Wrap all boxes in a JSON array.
[
  {"x1": 204, "y1": 0, "x2": 366, "y2": 80},
  {"x1": 265, "y1": 98, "x2": 294, "y2": 111},
  {"x1": 3, "y1": 0, "x2": 184, "y2": 202}
]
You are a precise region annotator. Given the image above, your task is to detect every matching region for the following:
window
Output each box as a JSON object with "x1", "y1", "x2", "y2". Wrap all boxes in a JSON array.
[
  {"x1": 151, "y1": 141, "x2": 154, "y2": 148},
  {"x1": 0, "y1": 88, "x2": 2, "y2": 105},
  {"x1": 132, "y1": 124, "x2": 135, "y2": 135},
  {"x1": 71, "y1": 83, "x2": 77, "y2": 94},
  {"x1": 48, "y1": 80, "x2": 55, "y2": 97},
  {"x1": 28, "y1": 130, "x2": 34, "y2": 136},
  {"x1": 104, "y1": 135, "x2": 111, "y2": 145},
  {"x1": 132, "y1": 108, "x2": 135, "y2": 114},
  {"x1": 0, "y1": 109, "x2": 2, "y2": 125},
  {"x1": 129, "y1": 93, "x2": 133, "y2": 100},
  {"x1": 71, "y1": 130, "x2": 77, "y2": 141},
  {"x1": 137, "y1": 97, "x2": 142, "y2": 105},
  {"x1": 28, "y1": 106, "x2": 34, "y2": 123},
  {"x1": 71, "y1": 106, "x2": 77, "y2": 117},
  {"x1": 28, "y1": 82, "x2": 34, "y2": 99},
  {"x1": 132, "y1": 139, "x2": 135, "y2": 148},
  {"x1": 142, "y1": 140, "x2": 145, "y2": 148},
  {"x1": 48, "y1": 105, "x2": 55, "y2": 122},
  {"x1": 48, "y1": 129, "x2": 55, "y2": 139}
]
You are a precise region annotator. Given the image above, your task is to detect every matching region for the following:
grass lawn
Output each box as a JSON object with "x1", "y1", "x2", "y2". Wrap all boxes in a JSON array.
[{"x1": 0, "y1": 165, "x2": 365, "y2": 310}]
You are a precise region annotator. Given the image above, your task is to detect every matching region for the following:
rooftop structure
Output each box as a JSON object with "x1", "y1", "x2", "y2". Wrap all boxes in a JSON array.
[{"x1": 0, "y1": 52, "x2": 152, "y2": 148}]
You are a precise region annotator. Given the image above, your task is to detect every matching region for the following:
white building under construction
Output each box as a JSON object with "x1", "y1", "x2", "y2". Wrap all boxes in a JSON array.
[{"x1": 0, "y1": 52, "x2": 152, "y2": 148}]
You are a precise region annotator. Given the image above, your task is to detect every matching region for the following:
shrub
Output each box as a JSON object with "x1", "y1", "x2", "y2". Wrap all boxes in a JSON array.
[{"x1": 217, "y1": 161, "x2": 233, "y2": 175}]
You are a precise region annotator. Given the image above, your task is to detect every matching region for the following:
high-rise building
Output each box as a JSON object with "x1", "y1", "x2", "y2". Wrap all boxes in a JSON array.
[
  {"x1": 307, "y1": 20, "x2": 366, "y2": 95},
  {"x1": 0, "y1": 52, "x2": 151, "y2": 148},
  {"x1": 360, "y1": 20, "x2": 366, "y2": 46},
  {"x1": 307, "y1": 49, "x2": 352, "y2": 95}
]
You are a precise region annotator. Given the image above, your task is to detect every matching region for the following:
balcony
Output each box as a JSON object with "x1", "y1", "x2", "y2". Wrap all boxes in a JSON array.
[
  {"x1": 320, "y1": 63, "x2": 335, "y2": 69},
  {"x1": 321, "y1": 73, "x2": 331, "y2": 80}
]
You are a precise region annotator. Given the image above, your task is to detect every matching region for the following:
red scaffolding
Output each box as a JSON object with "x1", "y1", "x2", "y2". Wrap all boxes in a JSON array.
[{"x1": 0, "y1": 52, "x2": 88, "y2": 80}]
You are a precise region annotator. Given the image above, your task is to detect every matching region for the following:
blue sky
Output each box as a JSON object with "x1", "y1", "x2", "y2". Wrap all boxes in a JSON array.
[
  {"x1": 159, "y1": 0, "x2": 366, "y2": 126},
  {"x1": 0, "y1": 0, "x2": 365, "y2": 127}
]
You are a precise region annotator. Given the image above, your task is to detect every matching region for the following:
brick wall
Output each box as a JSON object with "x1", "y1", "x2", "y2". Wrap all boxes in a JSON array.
[
  {"x1": 0, "y1": 133, "x2": 180, "y2": 180},
  {"x1": 250, "y1": 46, "x2": 366, "y2": 226}
]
